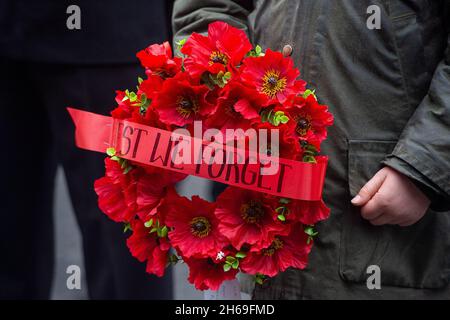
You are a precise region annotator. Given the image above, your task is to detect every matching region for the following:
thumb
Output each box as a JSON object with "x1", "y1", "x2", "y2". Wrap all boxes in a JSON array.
[{"x1": 351, "y1": 168, "x2": 388, "y2": 206}]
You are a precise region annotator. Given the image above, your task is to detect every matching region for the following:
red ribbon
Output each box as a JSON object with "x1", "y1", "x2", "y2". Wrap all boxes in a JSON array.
[{"x1": 68, "y1": 108, "x2": 327, "y2": 201}]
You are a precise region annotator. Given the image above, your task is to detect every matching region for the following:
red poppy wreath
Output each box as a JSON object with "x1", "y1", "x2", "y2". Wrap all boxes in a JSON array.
[{"x1": 70, "y1": 21, "x2": 334, "y2": 290}]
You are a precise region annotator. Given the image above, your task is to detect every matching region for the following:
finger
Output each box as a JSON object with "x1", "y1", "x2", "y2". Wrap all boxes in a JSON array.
[
  {"x1": 352, "y1": 169, "x2": 388, "y2": 206},
  {"x1": 360, "y1": 192, "x2": 386, "y2": 220},
  {"x1": 282, "y1": 44, "x2": 293, "y2": 57}
]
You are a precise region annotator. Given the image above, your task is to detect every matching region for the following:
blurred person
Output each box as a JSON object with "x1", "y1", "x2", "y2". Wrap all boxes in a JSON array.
[
  {"x1": 174, "y1": 0, "x2": 450, "y2": 299},
  {"x1": 0, "y1": 0, "x2": 174, "y2": 299}
]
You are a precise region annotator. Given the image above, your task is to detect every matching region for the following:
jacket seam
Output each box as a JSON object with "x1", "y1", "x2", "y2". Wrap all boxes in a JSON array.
[{"x1": 386, "y1": 0, "x2": 414, "y2": 111}]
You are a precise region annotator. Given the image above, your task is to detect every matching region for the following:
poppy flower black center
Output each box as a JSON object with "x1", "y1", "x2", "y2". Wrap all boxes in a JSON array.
[
  {"x1": 297, "y1": 118, "x2": 309, "y2": 129},
  {"x1": 262, "y1": 69, "x2": 287, "y2": 98},
  {"x1": 240, "y1": 200, "x2": 265, "y2": 224},
  {"x1": 179, "y1": 100, "x2": 192, "y2": 109},
  {"x1": 267, "y1": 77, "x2": 278, "y2": 86},
  {"x1": 190, "y1": 217, "x2": 211, "y2": 238},
  {"x1": 295, "y1": 114, "x2": 312, "y2": 136},
  {"x1": 176, "y1": 96, "x2": 199, "y2": 118},
  {"x1": 209, "y1": 51, "x2": 229, "y2": 65},
  {"x1": 262, "y1": 237, "x2": 284, "y2": 256}
]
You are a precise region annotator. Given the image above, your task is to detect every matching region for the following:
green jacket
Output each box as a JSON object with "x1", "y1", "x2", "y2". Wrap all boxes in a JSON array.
[{"x1": 173, "y1": 0, "x2": 450, "y2": 299}]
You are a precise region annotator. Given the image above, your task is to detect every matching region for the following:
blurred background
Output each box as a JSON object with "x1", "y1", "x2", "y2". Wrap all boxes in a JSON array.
[
  {"x1": 0, "y1": 0, "x2": 206, "y2": 300},
  {"x1": 1, "y1": 0, "x2": 252, "y2": 300}
]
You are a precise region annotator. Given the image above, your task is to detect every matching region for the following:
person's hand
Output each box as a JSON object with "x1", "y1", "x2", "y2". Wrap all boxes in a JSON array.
[{"x1": 351, "y1": 167, "x2": 431, "y2": 227}]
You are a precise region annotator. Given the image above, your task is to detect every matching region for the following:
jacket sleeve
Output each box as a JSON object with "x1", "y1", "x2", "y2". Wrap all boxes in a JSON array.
[
  {"x1": 172, "y1": 0, "x2": 253, "y2": 47},
  {"x1": 383, "y1": 7, "x2": 450, "y2": 211}
]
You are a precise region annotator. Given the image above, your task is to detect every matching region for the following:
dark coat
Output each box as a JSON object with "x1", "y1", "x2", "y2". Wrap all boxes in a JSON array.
[{"x1": 173, "y1": 0, "x2": 450, "y2": 299}]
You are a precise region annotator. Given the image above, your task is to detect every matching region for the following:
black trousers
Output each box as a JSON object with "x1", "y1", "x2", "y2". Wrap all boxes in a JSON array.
[{"x1": 0, "y1": 58, "x2": 173, "y2": 299}]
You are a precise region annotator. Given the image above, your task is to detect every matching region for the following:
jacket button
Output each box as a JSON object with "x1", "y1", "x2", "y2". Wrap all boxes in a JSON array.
[{"x1": 282, "y1": 44, "x2": 293, "y2": 57}]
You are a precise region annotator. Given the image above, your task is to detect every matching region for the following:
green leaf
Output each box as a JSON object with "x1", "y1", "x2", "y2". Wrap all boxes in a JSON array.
[
  {"x1": 305, "y1": 144, "x2": 318, "y2": 153},
  {"x1": 111, "y1": 156, "x2": 120, "y2": 162},
  {"x1": 168, "y1": 254, "x2": 180, "y2": 265},
  {"x1": 122, "y1": 90, "x2": 130, "y2": 102},
  {"x1": 140, "y1": 93, "x2": 147, "y2": 105},
  {"x1": 144, "y1": 219, "x2": 153, "y2": 228},
  {"x1": 123, "y1": 166, "x2": 133, "y2": 175},
  {"x1": 223, "y1": 264, "x2": 232, "y2": 272},
  {"x1": 277, "y1": 214, "x2": 286, "y2": 222},
  {"x1": 150, "y1": 227, "x2": 158, "y2": 234},
  {"x1": 200, "y1": 72, "x2": 216, "y2": 90},
  {"x1": 226, "y1": 256, "x2": 236, "y2": 263},
  {"x1": 231, "y1": 260, "x2": 239, "y2": 269},
  {"x1": 138, "y1": 77, "x2": 144, "y2": 85},
  {"x1": 261, "y1": 110, "x2": 289, "y2": 127},
  {"x1": 303, "y1": 89, "x2": 317, "y2": 100},
  {"x1": 139, "y1": 95, "x2": 151, "y2": 115},
  {"x1": 235, "y1": 252, "x2": 247, "y2": 259},
  {"x1": 123, "y1": 223, "x2": 131, "y2": 233},
  {"x1": 160, "y1": 226, "x2": 168, "y2": 238},
  {"x1": 304, "y1": 226, "x2": 319, "y2": 237},
  {"x1": 274, "y1": 111, "x2": 290, "y2": 125},
  {"x1": 260, "y1": 108, "x2": 271, "y2": 123},
  {"x1": 303, "y1": 155, "x2": 317, "y2": 164},
  {"x1": 247, "y1": 45, "x2": 264, "y2": 57},
  {"x1": 106, "y1": 147, "x2": 116, "y2": 157},
  {"x1": 255, "y1": 273, "x2": 266, "y2": 285},
  {"x1": 280, "y1": 115, "x2": 290, "y2": 124},
  {"x1": 176, "y1": 38, "x2": 187, "y2": 50},
  {"x1": 223, "y1": 72, "x2": 232, "y2": 82},
  {"x1": 129, "y1": 92, "x2": 138, "y2": 102},
  {"x1": 203, "y1": 71, "x2": 233, "y2": 88}
]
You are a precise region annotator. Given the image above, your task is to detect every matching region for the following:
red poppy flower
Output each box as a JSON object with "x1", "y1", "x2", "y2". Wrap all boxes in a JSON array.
[
  {"x1": 184, "y1": 256, "x2": 238, "y2": 291},
  {"x1": 181, "y1": 21, "x2": 252, "y2": 79},
  {"x1": 126, "y1": 219, "x2": 171, "y2": 277},
  {"x1": 133, "y1": 169, "x2": 187, "y2": 222},
  {"x1": 240, "y1": 224, "x2": 312, "y2": 277},
  {"x1": 162, "y1": 191, "x2": 229, "y2": 258},
  {"x1": 215, "y1": 187, "x2": 290, "y2": 252},
  {"x1": 134, "y1": 173, "x2": 166, "y2": 222},
  {"x1": 136, "y1": 42, "x2": 182, "y2": 78},
  {"x1": 205, "y1": 81, "x2": 265, "y2": 133},
  {"x1": 286, "y1": 95, "x2": 334, "y2": 148},
  {"x1": 286, "y1": 199, "x2": 331, "y2": 225},
  {"x1": 138, "y1": 107, "x2": 168, "y2": 129},
  {"x1": 154, "y1": 73, "x2": 216, "y2": 127},
  {"x1": 255, "y1": 120, "x2": 302, "y2": 160},
  {"x1": 240, "y1": 49, "x2": 306, "y2": 105},
  {"x1": 94, "y1": 158, "x2": 137, "y2": 223},
  {"x1": 111, "y1": 90, "x2": 135, "y2": 120},
  {"x1": 138, "y1": 74, "x2": 164, "y2": 100}
]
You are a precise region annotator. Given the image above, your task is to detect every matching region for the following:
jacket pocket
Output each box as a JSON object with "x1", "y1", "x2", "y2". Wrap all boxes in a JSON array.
[
  {"x1": 387, "y1": 1, "x2": 428, "y2": 106},
  {"x1": 340, "y1": 139, "x2": 450, "y2": 289}
]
